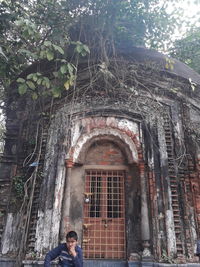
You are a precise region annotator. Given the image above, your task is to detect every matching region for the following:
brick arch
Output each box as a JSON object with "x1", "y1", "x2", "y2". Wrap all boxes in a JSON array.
[
  {"x1": 67, "y1": 126, "x2": 142, "y2": 165},
  {"x1": 84, "y1": 137, "x2": 128, "y2": 165}
]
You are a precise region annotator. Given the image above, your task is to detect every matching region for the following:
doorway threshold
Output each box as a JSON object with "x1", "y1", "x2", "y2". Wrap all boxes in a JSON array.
[{"x1": 84, "y1": 259, "x2": 127, "y2": 267}]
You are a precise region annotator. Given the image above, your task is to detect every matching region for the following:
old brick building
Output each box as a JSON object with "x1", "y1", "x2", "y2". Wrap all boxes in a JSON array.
[{"x1": 1, "y1": 47, "x2": 200, "y2": 266}]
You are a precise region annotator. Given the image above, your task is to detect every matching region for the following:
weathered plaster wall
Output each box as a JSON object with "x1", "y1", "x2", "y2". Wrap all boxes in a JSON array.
[
  {"x1": 1, "y1": 213, "x2": 17, "y2": 255},
  {"x1": 70, "y1": 117, "x2": 140, "y2": 164},
  {"x1": 33, "y1": 109, "x2": 142, "y2": 257},
  {"x1": 1, "y1": 82, "x2": 200, "y2": 264},
  {"x1": 157, "y1": 115, "x2": 176, "y2": 256},
  {"x1": 126, "y1": 164, "x2": 141, "y2": 256},
  {"x1": 34, "y1": 107, "x2": 70, "y2": 255}
]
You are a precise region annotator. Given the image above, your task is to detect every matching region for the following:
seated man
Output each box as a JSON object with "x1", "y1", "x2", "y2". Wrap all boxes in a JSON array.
[{"x1": 44, "y1": 231, "x2": 83, "y2": 267}]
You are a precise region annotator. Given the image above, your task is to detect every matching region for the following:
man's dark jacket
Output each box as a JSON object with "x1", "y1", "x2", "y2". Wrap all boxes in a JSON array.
[{"x1": 44, "y1": 243, "x2": 83, "y2": 267}]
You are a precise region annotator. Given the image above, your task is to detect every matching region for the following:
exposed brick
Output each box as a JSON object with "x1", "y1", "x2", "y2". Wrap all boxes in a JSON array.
[
  {"x1": 85, "y1": 140, "x2": 126, "y2": 165},
  {"x1": 125, "y1": 130, "x2": 132, "y2": 137}
]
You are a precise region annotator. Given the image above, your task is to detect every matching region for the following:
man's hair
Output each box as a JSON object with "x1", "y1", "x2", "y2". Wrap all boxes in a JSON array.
[{"x1": 66, "y1": 231, "x2": 78, "y2": 241}]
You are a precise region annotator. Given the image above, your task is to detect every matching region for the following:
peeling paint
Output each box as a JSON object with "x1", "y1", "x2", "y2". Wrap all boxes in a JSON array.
[
  {"x1": 1, "y1": 213, "x2": 14, "y2": 254},
  {"x1": 35, "y1": 209, "x2": 53, "y2": 254},
  {"x1": 51, "y1": 165, "x2": 66, "y2": 248},
  {"x1": 1, "y1": 88, "x2": 200, "y2": 264},
  {"x1": 166, "y1": 209, "x2": 176, "y2": 256},
  {"x1": 71, "y1": 119, "x2": 82, "y2": 147},
  {"x1": 118, "y1": 119, "x2": 139, "y2": 140},
  {"x1": 72, "y1": 127, "x2": 139, "y2": 163}
]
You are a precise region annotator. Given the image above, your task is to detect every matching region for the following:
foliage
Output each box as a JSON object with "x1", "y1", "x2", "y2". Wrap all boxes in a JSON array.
[
  {"x1": 12, "y1": 175, "x2": 26, "y2": 199},
  {"x1": 0, "y1": 0, "x2": 89, "y2": 100},
  {"x1": 170, "y1": 27, "x2": 200, "y2": 74},
  {"x1": 160, "y1": 249, "x2": 176, "y2": 264},
  {"x1": 0, "y1": 0, "x2": 186, "y2": 101}
]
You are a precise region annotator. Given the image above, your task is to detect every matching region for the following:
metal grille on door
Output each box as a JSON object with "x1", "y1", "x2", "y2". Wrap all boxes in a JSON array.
[{"x1": 83, "y1": 170, "x2": 126, "y2": 259}]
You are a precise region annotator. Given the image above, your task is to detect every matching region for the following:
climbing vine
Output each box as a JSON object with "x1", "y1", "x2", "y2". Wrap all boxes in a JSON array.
[
  {"x1": 12, "y1": 175, "x2": 26, "y2": 199},
  {"x1": 0, "y1": 0, "x2": 186, "y2": 102}
]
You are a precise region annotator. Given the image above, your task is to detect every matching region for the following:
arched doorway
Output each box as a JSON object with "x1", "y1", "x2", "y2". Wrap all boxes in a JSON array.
[
  {"x1": 82, "y1": 140, "x2": 127, "y2": 260},
  {"x1": 62, "y1": 121, "x2": 150, "y2": 263}
]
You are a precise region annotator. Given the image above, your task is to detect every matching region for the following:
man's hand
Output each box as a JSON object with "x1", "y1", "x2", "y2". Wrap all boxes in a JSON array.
[
  {"x1": 66, "y1": 236, "x2": 78, "y2": 258},
  {"x1": 69, "y1": 244, "x2": 77, "y2": 257}
]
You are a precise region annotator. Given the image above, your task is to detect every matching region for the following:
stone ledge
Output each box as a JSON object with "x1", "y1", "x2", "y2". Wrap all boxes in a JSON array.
[
  {"x1": 128, "y1": 262, "x2": 200, "y2": 267},
  {"x1": 0, "y1": 258, "x2": 15, "y2": 267},
  {"x1": 23, "y1": 260, "x2": 57, "y2": 266},
  {"x1": 1, "y1": 259, "x2": 200, "y2": 267}
]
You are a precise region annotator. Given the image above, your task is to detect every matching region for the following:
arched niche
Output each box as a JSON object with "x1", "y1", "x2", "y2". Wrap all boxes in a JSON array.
[
  {"x1": 70, "y1": 128, "x2": 139, "y2": 165},
  {"x1": 77, "y1": 135, "x2": 133, "y2": 166},
  {"x1": 62, "y1": 128, "x2": 142, "y2": 259}
]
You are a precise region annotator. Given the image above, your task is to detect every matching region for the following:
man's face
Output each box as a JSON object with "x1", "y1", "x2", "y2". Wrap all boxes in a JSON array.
[{"x1": 66, "y1": 237, "x2": 77, "y2": 250}]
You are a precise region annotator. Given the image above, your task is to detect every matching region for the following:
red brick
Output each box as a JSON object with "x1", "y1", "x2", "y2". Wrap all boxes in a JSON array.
[{"x1": 85, "y1": 141, "x2": 126, "y2": 165}]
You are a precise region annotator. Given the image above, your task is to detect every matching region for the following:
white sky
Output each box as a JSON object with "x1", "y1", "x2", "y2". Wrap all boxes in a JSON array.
[{"x1": 166, "y1": 1, "x2": 200, "y2": 40}]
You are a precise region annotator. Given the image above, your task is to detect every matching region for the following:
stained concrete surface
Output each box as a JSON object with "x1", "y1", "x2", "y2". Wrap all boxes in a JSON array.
[{"x1": 1, "y1": 259, "x2": 200, "y2": 267}]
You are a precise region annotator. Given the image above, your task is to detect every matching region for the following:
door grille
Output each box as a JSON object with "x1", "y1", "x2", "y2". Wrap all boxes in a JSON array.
[{"x1": 83, "y1": 170, "x2": 126, "y2": 259}]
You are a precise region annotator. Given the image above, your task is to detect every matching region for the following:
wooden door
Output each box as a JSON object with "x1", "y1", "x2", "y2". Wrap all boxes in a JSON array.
[{"x1": 83, "y1": 170, "x2": 126, "y2": 259}]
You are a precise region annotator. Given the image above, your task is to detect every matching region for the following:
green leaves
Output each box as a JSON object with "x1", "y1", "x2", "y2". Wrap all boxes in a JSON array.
[
  {"x1": 16, "y1": 67, "x2": 77, "y2": 99},
  {"x1": 18, "y1": 83, "x2": 28, "y2": 95},
  {"x1": 15, "y1": 18, "x2": 40, "y2": 42},
  {"x1": 17, "y1": 78, "x2": 27, "y2": 95},
  {"x1": 52, "y1": 87, "x2": 62, "y2": 98},
  {"x1": 53, "y1": 44, "x2": 64, "y2": 55},
  {"x1": 47, "y1": 51, "x2": 54, "y2": 61},
  {"x1": 60, "y1": 65, "x2": 67, "y2": 74},
  {"x1": 26, "y1": 81, "x2": 36, "y2": 90},
  {"x1": 44, "y1": 41, "x2": 52, "y2": 47},
  {"x1": 27, "y1": 73, "x2": 39, "y2": 82},
  {"x1": 74, "y1": 41, "x2": 90, "y2": 57},
  {"x1": 64, "y1": 75, "x2": 75, "y2": 90},
  {"x1": 60, "y1": 63, "x2": 75, "y2": 75},
  {"x1": 17, "y1": 72, "x2": 51, "y2": 98},
  {"x1": 67, "y1": 63, "x2": 74, "y2": 75},
  {"x1": 42, "y1": 77, "x2": 50, "y2": 88},
  {"x1": 40, "y1": 41, "x2": 65, "y2": 61},
  {"x1": 59, "y1": 63, "x2": 76, "y2": 90},
  {"x1": 170, "y1": 27, "x2": 200, "y2": 74},
  {"x1": 165, "y1": 57, "x2": 175, "y2": 71},
  {"x1": 17, "y1": 78, "x2": 26, "y2": 83},
  {"x1": 13, "y1": 175, "x2": 26, "y2": 199},
  {"x1": 2, "y1": 0, "x2": 199, "y2": 104},
  {"x1": 31, "y1": 92, "x2": 38, "y2": 100}
]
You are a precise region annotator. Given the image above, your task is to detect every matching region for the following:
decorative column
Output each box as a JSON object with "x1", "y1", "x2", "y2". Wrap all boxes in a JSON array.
[
  {"x1": 60, "y1": 159, "x2": 74, "y2": 240},
  {"x1": 139, "y1": 156, "x2": 152, "y2": 260}
]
